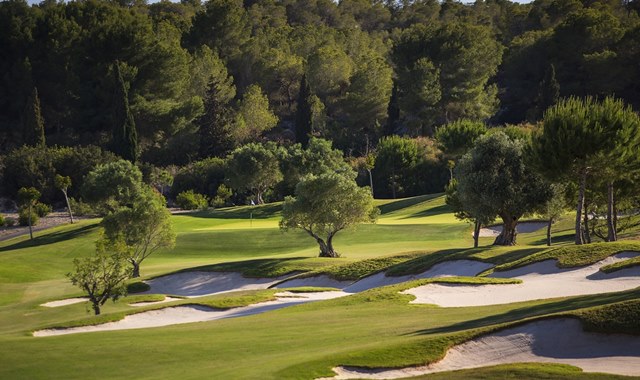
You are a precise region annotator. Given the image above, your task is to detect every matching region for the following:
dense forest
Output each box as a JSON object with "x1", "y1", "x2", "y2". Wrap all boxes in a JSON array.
[{"x1": 1, "y1": 0, "x2": 640, "y2": 203}]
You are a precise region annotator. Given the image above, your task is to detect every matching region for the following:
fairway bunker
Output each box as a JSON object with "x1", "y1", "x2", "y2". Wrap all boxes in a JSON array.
[
  {"x1": 321, "y1": 318, "x2": 640, "y2": 379},
  {"x1": 40, "y1": 298, "x2": 88, "y2": 308},
  {"x1": 143, "y1": 271, "x2": 291, "y2": 297},
  {"x1": 404, "y1": 252, "x2": 640, "y2": 307},
  {"x1": 477, "y1": 221, "x2": 547, "y2": 238},
  {"x1": 274, "y1": 260, "x2": 493, "y2": 292},
  {"x1": 33, "y1": 291, "x2": 348, "y2": 336}
]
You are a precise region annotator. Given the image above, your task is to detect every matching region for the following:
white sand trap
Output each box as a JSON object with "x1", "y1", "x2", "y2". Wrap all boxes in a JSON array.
[
  {"x1": 34, "y1": 291, "x2": 348, "y2": 337},
  {"x1": 129, "y1": 296, "x2": 181, "y2": 307},
  {"x1": 274, "y1": 275, "x2": 352, "y2": 290},
  {"x1": 40, "y1": 298, "x2": 88, "y2": 308},
  {"x1": 321, "y1": 318, "x2": 640, "y2": 379},
  {"x1": 344, "y1": 260, "x2": 493, "y2": 293},
  {"x1": 144, "y1": 271, "x2": 290, "y2": 297},
  {"x1": 477, "y1": 221, "x2": 547, "y2": 238},
  {"x1": 404, "y1": 253, "x2": 640, "y2": 307}
]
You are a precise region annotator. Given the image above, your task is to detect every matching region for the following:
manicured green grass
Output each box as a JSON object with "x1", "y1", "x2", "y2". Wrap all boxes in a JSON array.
[
  {"x1": 576, "y1": 299, "x2": 640, "y2": 335},
  {"x1": 415, "y1": 363, "x2": 633, "y2": 379},
  {"x1": 0, "y1": 194, "x2": 639, "y2": 379}
]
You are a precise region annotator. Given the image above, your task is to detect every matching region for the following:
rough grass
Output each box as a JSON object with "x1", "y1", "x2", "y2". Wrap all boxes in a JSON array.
[
  {"x1": 575, "y1": 299, "x2": 640, "y2": 335},
  {"x1": 600, "y1": 256, "x2": 640, "y2": 274},
  {"x1": 283, "y1": 287, "x2": 340, "y2": 293},
  {"x1": 483, "y1": 241, "x2": 640, "y2": 275}
]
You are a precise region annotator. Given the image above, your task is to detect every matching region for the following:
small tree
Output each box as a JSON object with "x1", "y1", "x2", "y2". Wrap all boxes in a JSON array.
[
  {"x1": 280, "y1": 173, "x2": 378, "y2": 257},
  {"x1": 17, "y1": 187, "x2": 40, "y2": 240},
  {"x1": 101, "y1": 187, "x2": 176, "y2": 278},
  {"x1": 110, "y1": 62, "x2": 138, "y2": 163},
  {"x1": 67, "y1": 238, "x2": 132, "y2": 315},
  {"x1": 445, "y1": 179, "x2": 495, "y2": 248},
  {"x1": 55, "y1": 175, "x2": 74, "y2": 224},
  {"x1": 83, "y1": 160, "x2": 144, "y2": 214},
  {"x1": 226, "y1": 143, "x2": 283, "y2": 204}
]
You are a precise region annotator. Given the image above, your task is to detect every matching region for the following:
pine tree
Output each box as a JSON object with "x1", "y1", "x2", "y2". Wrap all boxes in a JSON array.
[
  {"x1": 295, "y1": 75, "x2": 312, "y2": 148},
  {"x1": 536, "y1": 64, "x2": 560, "y2": 120},
  {"x1": 22, "y1": 87, "x2": 45, "y2": 147},
  {"x1": 111, "y1": 63, "x2": 138, "y2": 163},
  {"x1": 198, "y1": 75, "x2": 235, "y2": 158},
  {"x1": 384, "y1": 82, "x2": 400, "y2": 136}
]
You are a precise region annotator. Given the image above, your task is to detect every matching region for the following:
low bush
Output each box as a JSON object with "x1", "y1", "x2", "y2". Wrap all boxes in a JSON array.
[
  {"x1": 18, "y1": 208, "x2": 39, "y2": 226},
  {"x1": 68, "y1": 198, "x2": 97, "y2": 216},
  {"x1": 0, "y1": 214, "x2": 4, "y2": 226},
  {"x1": 176, "y1": 190, "x2": 209, "y2": 210},
  {"x1": 4, "y1": 217, "x2": 16, "y2": 227},
  {"x1": 34, "y1": 202, "x2": 52, "y2": 217}
]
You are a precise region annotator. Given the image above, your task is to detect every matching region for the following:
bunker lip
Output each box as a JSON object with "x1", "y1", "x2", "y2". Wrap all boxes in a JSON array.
[
  {"x1": 403, "y1": 253, "x2": 640, "y2": 307},
  {"x1": 319, "y1": 318, "x2": 640, "y2": 379}
]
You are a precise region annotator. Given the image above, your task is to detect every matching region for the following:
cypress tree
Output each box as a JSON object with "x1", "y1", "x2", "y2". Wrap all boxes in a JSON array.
[
  {"x1": 383, "y1": 81, "x2": 400, "y2": 136},
  {"x1": 22, "y1": 87, "x2": 45, "y2": 147},
  {"x1": 111, "y1": 62, "x2": 138, "y2": 163},
  {"x1": 536, "y1": 64, "x2": 560, "y2": 120},
  {"x1": 295, "y1": 75, "x2": 312, "y2": 148},
  {"x1": 198, "y1": 75, "x2": 234, "y2": 158}
]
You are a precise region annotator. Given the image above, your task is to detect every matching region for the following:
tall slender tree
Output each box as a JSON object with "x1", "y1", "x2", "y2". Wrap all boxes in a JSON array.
[
  {"x1": 295, "y1": 74, "x2": 312, "y2": 148},
  {"x1": 198, "y1": 74, "x2": 235, "y2": 158},
  {"x1": 22, "y1": 87, "x2": 45, "y2": 147},
  {"x1": 110, "y1": 63, "x2": 138, "y2": 163},
  {"x1": 384, "y1": 81, "x2": 400, "y2": 136},
  {"x1": 535, "y1": 64, "x2": 560, "y2": 120}
]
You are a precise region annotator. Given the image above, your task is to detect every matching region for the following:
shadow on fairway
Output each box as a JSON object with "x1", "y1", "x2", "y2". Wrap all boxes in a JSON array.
[
  {"x1": 378, "y1": 194, "x2": 442, "y2": 215},
  {"x1": 184, "y1": 203, "x2": 282, "y2": 220},
  {"x1": 0, "y1": 223, "x2": 99, "y2": 252}
]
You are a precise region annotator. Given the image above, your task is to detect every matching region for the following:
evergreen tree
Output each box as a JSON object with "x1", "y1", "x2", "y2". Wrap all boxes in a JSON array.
[
  {"x1": 384, "y1": 82, "x2": 400, "y2": 136},
  {"x1": 22, "y1": 87, "x2": 45, "y2": 147},
  {"x1": 110, "y1": 63, "x2": 138, "y2": 163},
  {"x1": 535, "y1": 64, "x2": 560, "y2": 120},
  {"x1": 295, "y1": 75, "x2": 312, "y2": 148},
  {"x1": 198, "y1": 75, "x2": 235, "y2": 158}
]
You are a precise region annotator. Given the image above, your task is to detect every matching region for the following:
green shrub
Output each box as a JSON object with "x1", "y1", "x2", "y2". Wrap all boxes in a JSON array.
[
  {"x1": 176, "y1": 190, "x2": 209, "y2": 210},
  {"x1": 212, "y1": 184, "x2": 233, "y2": 208},
  {"x1": 127, "y1": 281, "x2": 150, "y2": 294},
  {"x1": 33, "y1": 202, "x2": 52, "y2": 217},
  {"x1": 18, "y1": 208, "x2": 39, "y2": 226},
  {"x1": 68, "y1": 198, "x2": 97, "y2": 216},
  {"x1": 4, "y1": 217, "x2": 16, "y2": 227},
  {"x1": 0, "y1": 214, "x2": 4, "y2": 226}
]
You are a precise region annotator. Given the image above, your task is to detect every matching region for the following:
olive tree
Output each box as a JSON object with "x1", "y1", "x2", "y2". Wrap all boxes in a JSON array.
[
  {"x1": 456, "y1": 132, "x2": 551, "y2": 246},
  {"x1": 101, "y1": 187, "x2": 176, "y2": 278},
  {"x1": 226, "y1": 143, "x2": 283, "y2": 204},
  {"x1": 67, "y1": 238, "x2": 132, "y2": 315},
  {"x1": 17, "y1": 187, "x2": 40, "y2": 240},
  {"x1": 83, "y1": 160, "x2": 144, "y2": 214},
  {"x1": 55, "y1": 175, "x2": 74, "y2": 224},
  {"x1": 280, "y1": 173, "x2": 378, "y2": 258}
]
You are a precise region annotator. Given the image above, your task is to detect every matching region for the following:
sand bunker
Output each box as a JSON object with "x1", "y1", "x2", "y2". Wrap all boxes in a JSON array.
[
  {"x1": 144, "y1": 271, "x2": 291, "y2": 297},
  {"x1": 322, "y1": 318, "x2": 640, "y2": 379},
  {"x1": 404, "y1": 252, "x2": 640, "y2": 307},
  {"x1": 34, "y1": 291, "x2": 348, "y2": 337},
  {"x1": 343, "y1": 260, "x2": 493, "y2": 293},
  {"x1": 40, "y1": 298, "x2": 88, "y2": 308},
  {"x1": 274, "y1": 275, "x2": 352, "y2": 290},
  {"x1": 477, "y1": 221, "x2": 547, "y2": 238}
]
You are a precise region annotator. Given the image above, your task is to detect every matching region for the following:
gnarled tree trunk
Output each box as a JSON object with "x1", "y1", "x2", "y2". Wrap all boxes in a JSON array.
[
  {"x1": 607, "y1": 182, "x2": 617, "y2": 242},
  {"x1": 494, "y1": 215, "x2": 518, "y2": 246},
  {"x1": 473, "y1": 220, "x2": 480, "y2": 248},
  {"x1": 131, "y1": 260, "x2": 140, "y2": 278},
  {"x1": 546, "y1": 218, "x2": 553, "y2": 246}
]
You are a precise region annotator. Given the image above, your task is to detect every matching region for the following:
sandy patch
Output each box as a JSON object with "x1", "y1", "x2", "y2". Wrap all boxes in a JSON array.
[
  {"x1": 404, "y1": 252, "x2": 640, "y2": 307},
  {"x1": 344, "y1": 260, "x2": 493, "y2": 293},
  {"x1": 144, "y1": 271, "x2": 290, "y2": 297},
  {"x1": 129, "y1": 296, "x2": 181, "y2": 307},
  {"x1": 477, "y1": 221, "x2": 547, "y2": 238},
  {"x1": 40, "y1": 298, "x2": 88, "y2": 308},
  {"x1": 321, "y1": 318, "x2": 640, "y2": 379},
  {"x1": 34, "y1": 291, "x2": 349, "y2": 337}
]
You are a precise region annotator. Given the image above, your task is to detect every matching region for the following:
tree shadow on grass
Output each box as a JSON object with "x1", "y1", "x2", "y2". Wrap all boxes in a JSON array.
[
  {"x1": 399, "y1": 204, "x2": 454, "y2": 220},
  {"x1": 174, "y1": 257, "x2": 314, "y2": 278},
  {"x1": 409, "y1": 288, "x2": 640, "y2": 336},
  {"x1": 378, "y1": 194, "x2": 442, "y2": 215},
  {"x1": 0, "y1": 223, "x2": 99, "y2": 253},
  {"x1": 182, "y1": 203, "x2": 283, "y2": 220}
]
